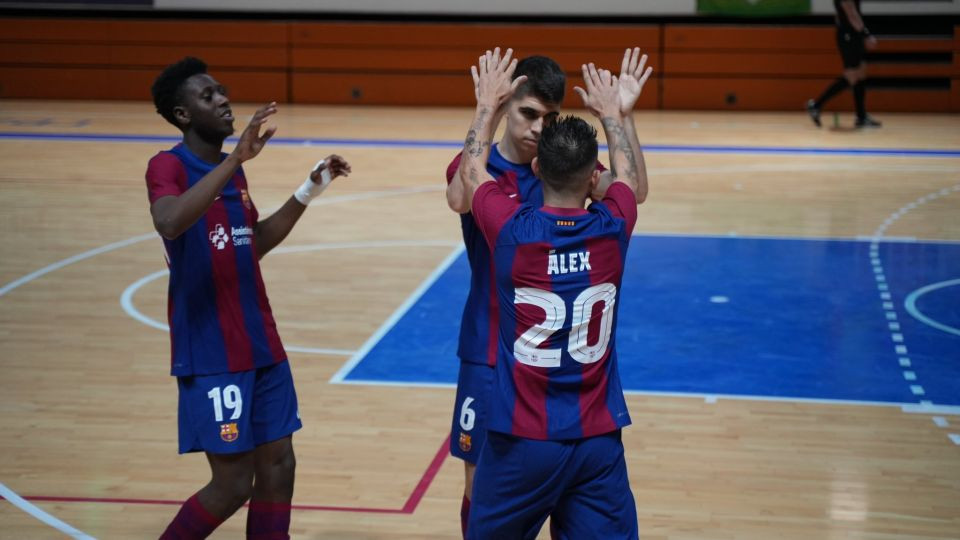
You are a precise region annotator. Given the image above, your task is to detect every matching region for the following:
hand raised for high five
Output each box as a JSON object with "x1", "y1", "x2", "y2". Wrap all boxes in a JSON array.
[
  {"x1": 231, "y1": 102, "x2": 278, "y2": 163},
  {"x1": 310, "y1": 154, "x2": 352, "y2": 183},
  {"x1": 617, "y1": 47, "x2": 653, "y2": 115},
  {"x1": 471, "y1": 47, "x2": 528, "y2": 110},
  {"x1": 574, "y1": 63, "x2": 621, "y2": 120}
]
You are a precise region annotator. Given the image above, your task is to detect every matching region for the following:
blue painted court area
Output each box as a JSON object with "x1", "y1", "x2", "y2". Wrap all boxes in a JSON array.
[{"x1": 339, "y1": 235, "x2": 960, "y2": 406}]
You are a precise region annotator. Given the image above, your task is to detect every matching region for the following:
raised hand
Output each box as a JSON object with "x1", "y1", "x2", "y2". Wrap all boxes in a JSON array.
[
  {"x1": 574, "y1": 63, "x2": 621, "y2": 120},
  {"x1": 232, "y1": 102, "x2": 278, "y2": 162},
  {"x1": 471, "y1": 47, "x2": 527, "y2": 110},
  {"x1": 310, "y1": 154, "x2": 352, "y2": 182},
  {"x1": 617, "y1": 47, "x2": 653, "y2": 115}
]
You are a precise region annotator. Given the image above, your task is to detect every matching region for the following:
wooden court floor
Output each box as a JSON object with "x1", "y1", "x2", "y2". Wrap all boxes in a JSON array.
[{"x1": 0, "y1": 100, "x2": 958, "y2": 539}]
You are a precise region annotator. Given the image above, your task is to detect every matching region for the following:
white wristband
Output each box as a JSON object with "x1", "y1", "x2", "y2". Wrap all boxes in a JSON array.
[{"x1": 293, "y1": 159, "x2": 333, "y2": 205}]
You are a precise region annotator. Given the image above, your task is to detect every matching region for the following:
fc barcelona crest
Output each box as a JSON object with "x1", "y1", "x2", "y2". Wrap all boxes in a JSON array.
[
  {"x1": 240, "y1": 189, "x2": 252, "y2": 209},
  {"x1": 458, "y1": 432, "x2": 472, "y2": 452},
  {"x1": 220, "y1": 423, "x2": 239, "y2": 442}
]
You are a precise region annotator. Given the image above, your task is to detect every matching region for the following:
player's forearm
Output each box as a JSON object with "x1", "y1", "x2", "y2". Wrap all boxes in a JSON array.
[
  {"x1": 446, "y1": 172, "x2": 470, "y2": 214},
  {"x1": 253, "y1": 195, "x2": 307, "y2": 259},
  {"x1": 601, "y1": 115, "x2": 640, "y2": 194},
  {"x1": 151, "y1": 154, "x2": 241, "y2": 239},
  {"x1": 457, "y1": 104, "x2": 498, "y2": 206},
  {"x1": 621, "y1": 113, "x2": 648, "y2": 203}
]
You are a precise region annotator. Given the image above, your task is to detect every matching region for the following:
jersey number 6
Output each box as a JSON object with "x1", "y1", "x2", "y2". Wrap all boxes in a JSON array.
[{"x1": 513, "y1": 283, "x2": 616, "y2": 368}]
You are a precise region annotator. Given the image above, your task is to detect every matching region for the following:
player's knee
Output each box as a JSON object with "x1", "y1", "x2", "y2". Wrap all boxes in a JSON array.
[
  {"x1": 213, "y1": 469, "x2": 255, "y2": 506},
  {"x1": 257, "y1": 445, "x2": 297, "y2": 493},
  {"x1": 275, "y1": 447, "x2": 296, "y2": 480}
]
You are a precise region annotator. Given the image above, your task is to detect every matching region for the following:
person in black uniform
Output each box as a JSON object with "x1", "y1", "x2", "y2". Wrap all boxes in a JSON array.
[{"x1": 807, "y1": 0, "x2": 881, "y2": 128}]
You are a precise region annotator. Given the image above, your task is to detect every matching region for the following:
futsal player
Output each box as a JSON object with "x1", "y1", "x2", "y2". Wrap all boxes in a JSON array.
[
  {"x1": 145, "y1": 57, "x2": 350, "y2": 539},
  {"x1": 807, "y1": 0, "x2": 881, "y2": 128},
  {"x1": 457, "y1": 47, "x2": 649, "y2": 539},
  {"x1": 444, "y1": 48, "x2": 650, "y2": 536}
]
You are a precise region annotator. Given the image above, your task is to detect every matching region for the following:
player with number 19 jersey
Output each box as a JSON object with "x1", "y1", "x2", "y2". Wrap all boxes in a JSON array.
[
  {"x1": 146, "y1": 142, "x2": 287, "y2": 376},
  {"x1": 472, "y1": 180, "x2": 637, "y2": 440}
]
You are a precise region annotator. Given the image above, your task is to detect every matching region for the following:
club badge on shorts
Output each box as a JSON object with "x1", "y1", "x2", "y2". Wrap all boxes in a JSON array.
[
  {"x1": 459, "y1": 432, "x2": 472, "y2": 452},
  {"x1": 220, "y1": 423, "x2": 239, "y2": 442}
]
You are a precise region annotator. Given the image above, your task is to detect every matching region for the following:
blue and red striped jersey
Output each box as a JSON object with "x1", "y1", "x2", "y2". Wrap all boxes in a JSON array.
[
  {"x1": 446, "y1": 146, "x2": 605, "y2": 366},
  {"x1": 145, "y1": 143, "x2": 287, "y2": 376},
  {"x1": 446, "y1": 145, "x2": 545, "y2": 366},
  {"x1": 471, "y1": 180, "x2": 637, "y2": 440}
]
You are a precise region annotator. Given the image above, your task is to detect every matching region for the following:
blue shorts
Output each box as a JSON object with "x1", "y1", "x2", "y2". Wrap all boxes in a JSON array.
[
  {"x1": 450, "y1": 361, "x2": 494, "y2": 464},
  {"x1": 468, "y1": 430, "x2": 638, "y2": 540},
  {"x1": 177, "y1": 361, "x2": 302, "y2": 455}
]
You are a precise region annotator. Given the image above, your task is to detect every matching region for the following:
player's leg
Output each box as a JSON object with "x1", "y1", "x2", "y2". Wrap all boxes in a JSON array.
[
  {"x1": 807, "y1": 28, "x2": 858, "y2": 125},
  {"x1": 450, "y1": 361, "x2": 493, "y2": 538},
  {"x1": 161, "y1": 372, "x2": 260, "y2": 538},
  {"x1": 852, "y1": 62, "x2": 880, "y2": 127},
  {"x1": 462, "y1": 462, "x2": 476, "y2": 539},
  {"x1": 550, "y1": 431, "x2": 638, "y2": 540},
  {"x1": 467, "y1": 432, "x2": 570, "y2": 540},
  {"x1": 247, "y1": 361, "x2": 303, "y2": 540}
]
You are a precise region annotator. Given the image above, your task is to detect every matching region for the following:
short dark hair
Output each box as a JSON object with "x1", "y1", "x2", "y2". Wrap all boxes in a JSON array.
[
  {"x1": 536, "y1": 116, "x2": 598, "y2": 194},
  {"x1": 151, "y1": 57, "x2": 208, "y2": 128},
  {"x1": 513, "y1": 56, "x2": 565, "y2": 105}
]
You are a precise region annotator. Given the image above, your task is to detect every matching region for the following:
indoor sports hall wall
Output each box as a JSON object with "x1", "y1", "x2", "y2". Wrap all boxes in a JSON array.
[
  {"x1": 153, "y1": 0, "x2": 960, "y2": 15},
  {"x1": 0, "y1": 15, "x2": 957, "y2": 111}
]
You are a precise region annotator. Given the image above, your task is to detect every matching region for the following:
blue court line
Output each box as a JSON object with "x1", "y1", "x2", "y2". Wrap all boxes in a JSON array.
[{"x1": 1, "y1": 132, "x2": 959, "y2": 158}]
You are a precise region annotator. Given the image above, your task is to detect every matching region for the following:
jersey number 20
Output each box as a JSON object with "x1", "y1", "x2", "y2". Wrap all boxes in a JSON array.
[{"x1": 513, "y1": 283, "x2": 616, "y2": 368}]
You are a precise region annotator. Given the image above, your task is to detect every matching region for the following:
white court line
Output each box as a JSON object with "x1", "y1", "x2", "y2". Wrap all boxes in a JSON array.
[
  {"x1": 119, "y1": 270, "x2": 169, "y2": 331},
  {"x1": 867, "y1": 182, "x2": 960, "y2": 428},
  {"x1": 0, "y1": 483, "x2": 96, "y2": 540},
  {"x1": 329, "y1": 244, "x2": 465, "y2": 383},
  {"x1": 0, "y1": 185, "x2": 449, "y2": 300},
  {"x1": 119, "y1": 240, "x2": 460, "y2": 358},
  {"x1": 904, "y1": 278, "x2": 960, "y2": 337},
  {"x1": 329, "y1": 381, "x2": 960, "y2": 414},
  {"x1": 0, "y1": 233, "x2": 156, "y2": 297}
]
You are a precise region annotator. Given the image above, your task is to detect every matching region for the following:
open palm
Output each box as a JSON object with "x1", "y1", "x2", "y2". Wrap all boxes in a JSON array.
[{"x1": 617, "y1": 48, "x2": 653, "y2": 115}]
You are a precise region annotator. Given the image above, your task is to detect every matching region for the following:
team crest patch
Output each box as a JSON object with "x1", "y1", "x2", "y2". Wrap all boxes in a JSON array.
[
  {"x1": 240, "y1": 189, "x2": 252, "y2": 209},
  {"x1": 458, "y1": 432, "x2": 472, "y2": 452},
  {"x1": 220, "y1": 423, "x2": 239, "y2": 442}
]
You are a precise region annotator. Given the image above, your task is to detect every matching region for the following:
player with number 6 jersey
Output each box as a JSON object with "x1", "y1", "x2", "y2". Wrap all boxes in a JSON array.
[
  {"x1": 456, "y1": 47, "x2": 651, "y2": 539},
  {"x1": 445, "y1": 47, "x2": 650, "y2": 537}
]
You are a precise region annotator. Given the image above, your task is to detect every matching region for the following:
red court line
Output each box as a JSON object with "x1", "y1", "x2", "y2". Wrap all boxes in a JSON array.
[{"x1": 1, "y1": 435, "x2": 451, "y2": 515}]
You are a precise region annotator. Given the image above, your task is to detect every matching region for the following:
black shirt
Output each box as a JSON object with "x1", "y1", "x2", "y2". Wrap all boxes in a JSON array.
[{"x1": 834, "y1": 0, "x2": 862, "y2": 31}]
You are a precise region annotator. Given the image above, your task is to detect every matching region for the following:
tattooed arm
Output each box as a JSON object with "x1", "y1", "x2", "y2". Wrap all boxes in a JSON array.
[
  {"x1": 584, "y1": 48, "x2": 652, "y2": 203},
  {"x1": 455, "y1": 47, "x2": 527, "y2": 210},
  {"x1": 574, "y1": 63, "x2": 640, "y2": 194}
]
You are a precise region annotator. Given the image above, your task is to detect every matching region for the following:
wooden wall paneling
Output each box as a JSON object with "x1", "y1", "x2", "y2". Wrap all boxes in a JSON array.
[{"x1": 0, "y1": 66, "x2": 286, "y2": 102}]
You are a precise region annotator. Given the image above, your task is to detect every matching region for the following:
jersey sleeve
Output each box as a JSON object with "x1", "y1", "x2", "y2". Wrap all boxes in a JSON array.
[
  {"x1": 600, "y1": 181, "x2": 638, "y2": 234},
  {"x1": 472, "y1": 182, "x2": 520, "y2": 250},
  {"x1": 446, "y1": 152, "x2": 463, "y2": 185},
  {"x1": 145, "y1": 152, "x2": 187, "y2": 204}
]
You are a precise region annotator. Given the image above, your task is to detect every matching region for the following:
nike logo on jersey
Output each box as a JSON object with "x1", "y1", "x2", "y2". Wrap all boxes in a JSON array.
[
  {"x1": 547, "y1": 250, "x2": 591, "y2": 276},
  {"x1": 508, "y1": 193, "x2": 518, "y2": 198}
]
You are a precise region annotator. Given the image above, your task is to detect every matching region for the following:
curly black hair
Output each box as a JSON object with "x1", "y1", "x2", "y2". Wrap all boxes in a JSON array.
[{"x1": 151, "y1": 57, "x2": 208, "y2": 128}]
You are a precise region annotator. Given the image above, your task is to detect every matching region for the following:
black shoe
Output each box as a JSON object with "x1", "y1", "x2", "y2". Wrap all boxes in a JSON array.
[
  {"x1": 855, "y1": 115, "x2": 882, "y2": 128},
  {"x1": 805, "y1": 99, "x2": 821, "y2": 127}
]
